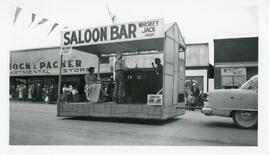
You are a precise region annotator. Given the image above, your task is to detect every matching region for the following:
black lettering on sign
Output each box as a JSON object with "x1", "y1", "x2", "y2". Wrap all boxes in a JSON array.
[
  {"x1": 61, "y1": 61, "x2": 66, "y2": 68},
  {"x1": 92, "y1": 28, "x2": 100, "y2": 42},
  {"x1": 75, "y1": 60, "x2": 81, "y2": 67},
  {"x1": 13, "y1": 64, "x2": 18, "y2": 70},
  {"x1": 68, "y1": 60, "x2": 74, "y2": 67},
  {"x1": 78, "y1": 30, "x2": 85, "y2": 44},
  {"x1": 47, "y1": 62, "x2": 52, "y2": 69},
  {"x1": 119, "y1": 25, "x2": 128, "y2": 39},
  {"x1": 40, "y1": 62, "x2": 46, "y2": 69},
  {"x1": 111, "y1": 26, "x2": 119, "y2": 40},
  {"x1": 71, "y1": 31, "x2": 78, "y2": 45},
  {"x1": 53, "y1": 61, "x2": 58, "y2": 68},
  {"x1": 84, "y1": 29, "x2": 91, "y2": 43},
  {"x1": 100, "y1": 27, "x2": 107, "y2": 41},
  {"x1": 19, "y1": 63, "x2": 24, "y2": 69},
  {"x1": 128, "y1": 24, "x2": 137, "y2": 38},
  {"x1": 63, "y1": 32, "x2": 70, "y2": 45},
  {"x1": 25, "y1": 63, "x2": 31, "y2": 69}
]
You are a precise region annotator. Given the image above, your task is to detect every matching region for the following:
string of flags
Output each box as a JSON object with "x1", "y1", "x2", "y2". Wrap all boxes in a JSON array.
[{"x1": 13, "y1": 6, "x2": 68, "y2": 35}]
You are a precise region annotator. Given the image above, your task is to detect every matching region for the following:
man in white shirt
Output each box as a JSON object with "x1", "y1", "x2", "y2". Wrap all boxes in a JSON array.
[{"x1": 114, "y1": 52, "x2": 127, "y2": 103}]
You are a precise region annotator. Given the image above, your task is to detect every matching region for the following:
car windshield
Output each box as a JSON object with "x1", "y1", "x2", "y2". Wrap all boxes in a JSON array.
[{"x1": 240, "y1": 76, "x2": 258, "y2": 90}]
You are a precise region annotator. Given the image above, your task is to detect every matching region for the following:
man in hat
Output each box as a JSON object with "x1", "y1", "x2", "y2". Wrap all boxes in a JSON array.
[
  {"x1": 114, "y1": 52, "x2": 127, "y2": 103},
  {"x1": 191, "y1": 82, "x2": 200, "y2": 110},
  {"x1": 152, "y1": 58, "x2": 163, "y2": 93}
]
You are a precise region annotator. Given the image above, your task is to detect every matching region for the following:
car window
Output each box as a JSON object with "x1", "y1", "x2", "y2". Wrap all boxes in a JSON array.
[
  {"x1": 240, "y1": 79, "x2": 254, "y2": 89},
  {"x1": 240, "y1": 76, "x2": 258, "y2": 90},
  {"x1": 251, "y1": 80, "x2": 258, "y2": 90}
]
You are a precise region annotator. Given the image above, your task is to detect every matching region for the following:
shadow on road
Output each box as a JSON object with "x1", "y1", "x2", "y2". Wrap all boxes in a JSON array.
[
  {"x1": 203, "y1": 121, "x2": 257, "y2": 130},
  {"x1": 61, "y1": 116, "x2": 182, "y2": 125}
]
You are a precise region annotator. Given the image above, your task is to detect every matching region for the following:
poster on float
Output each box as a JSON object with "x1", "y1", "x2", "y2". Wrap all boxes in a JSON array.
[{"x1": 61, "y1": 18, "x2": 164, "y2": 47}]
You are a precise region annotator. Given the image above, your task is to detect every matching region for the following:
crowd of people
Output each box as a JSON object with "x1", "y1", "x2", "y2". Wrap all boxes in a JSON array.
[
  {"x1": 10, "y1": 83, "x2": 57, "y2": 103},
  {"x1": 184, "y1": 82, "x2": 204, "y2": 110},
  {"x1": 61, "y1": 84, "x2": 79, "y2": 103}
]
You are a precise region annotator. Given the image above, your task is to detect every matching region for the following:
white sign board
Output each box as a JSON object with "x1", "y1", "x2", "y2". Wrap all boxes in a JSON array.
[
  {"x1": 59, "y1": 47, "x2": 72, "y2": 55},
  {"x1": 221, "y1": 67, "x2": 246, "y2": 76},
  {"x1": 85, "y1": 84, "x2": 101, "y2": 103},
  {"x1": 147, "y1": 94, "x2": 163, "y2": 106},
  {"x1": 61, "y1": 18, "x2": 164, "y2": 47}
]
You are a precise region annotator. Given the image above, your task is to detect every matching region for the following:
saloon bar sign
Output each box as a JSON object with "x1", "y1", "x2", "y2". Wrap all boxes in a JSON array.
[{"x1": 61, "y1": 18, "x2": 164, "y2": 47}]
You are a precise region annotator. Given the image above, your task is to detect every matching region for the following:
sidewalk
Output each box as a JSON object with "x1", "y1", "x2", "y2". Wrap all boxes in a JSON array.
[{"x1": 10, "y1": 100, "x2": 57, "y2": 104}]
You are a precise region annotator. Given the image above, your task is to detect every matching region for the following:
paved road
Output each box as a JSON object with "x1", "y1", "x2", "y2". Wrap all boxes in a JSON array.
[{"x1": 9, "y1": 101, "x2": 257, "y2": 145}]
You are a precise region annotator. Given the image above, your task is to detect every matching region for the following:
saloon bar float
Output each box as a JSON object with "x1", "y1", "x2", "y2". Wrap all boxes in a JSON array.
[{"x1": 58, "y1": 18, "x2": 187, "y2": 120}]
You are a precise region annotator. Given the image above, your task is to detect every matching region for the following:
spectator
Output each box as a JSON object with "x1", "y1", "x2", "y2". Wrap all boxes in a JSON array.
[
  {"x1": 36, "y1": 83, "x2": 42, "y2": 102},
  {"x1": 62, "y1": 84, "x2": 69, "y2": 103},
  {"x1": 15, "y1": 84, "x2": 20, "y2": 100},
  {"x1": 191, "y1": 82, "x2": 200, "y2": 109},
  {"x1": 28, "y1": 84, "x2": 33, "y2": 101},
  {"x1": 45, "y1": 86, "x2": 49, "y2": 103},
  {"x1": 42, "y1": 85, "x2": 47, "y2": 102},
  {"x1": 31, "y1": 83, "x2": 36, "y2": 102},
  {"x1": 71, "y1": 86, "x2": 79, "y2": 102},
  {"x1": 18, "y1": 84, "x2": 23, "y2": 101}
]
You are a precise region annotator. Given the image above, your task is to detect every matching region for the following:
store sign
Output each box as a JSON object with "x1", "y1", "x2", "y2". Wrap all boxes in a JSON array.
[
  {"x1": 221, "y1": 67, "x2": 246, "y2": 76},
  {"x1": 147, "y1": 94, "x2": 163, "y2": 106},
  {"x1": 10, "y1": 48, "x2": 113, "y2": 76},
  {"x1": 61, "y1": 18, "x2": 164, "y2": 47}
]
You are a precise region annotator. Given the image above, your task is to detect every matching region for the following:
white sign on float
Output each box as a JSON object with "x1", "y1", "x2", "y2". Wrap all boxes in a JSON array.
[
  {"x1": 147, "y1": 94, "x2": 163, "y2": 106},
  {"x1": 61, "y1": 18, "x2": 164, "y2": 47},
  {"x1": 59, "y1": 47, "x2": 72, "y2": 55}
]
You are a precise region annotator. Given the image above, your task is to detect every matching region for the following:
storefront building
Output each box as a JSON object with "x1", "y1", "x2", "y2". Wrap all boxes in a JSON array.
[
  {"x1": 214, "y1": 37, "x2": 258, "y2": 89},
  {"x1": 10, "y1": 47, "x2": 113, "y2": 102},
  {"x1": 185, "y1": 43, "x2": 214, "y2": 93}
]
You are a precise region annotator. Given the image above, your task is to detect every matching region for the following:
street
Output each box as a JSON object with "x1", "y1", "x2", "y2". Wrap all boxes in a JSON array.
[{"x1": 10, "y1": 101, "x2": 257, "y2": 146}]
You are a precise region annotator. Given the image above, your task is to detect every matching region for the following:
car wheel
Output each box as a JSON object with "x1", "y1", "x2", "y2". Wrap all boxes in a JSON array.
[{"x1": 232, "y1": 111, "x2": 258, "y2": 129}]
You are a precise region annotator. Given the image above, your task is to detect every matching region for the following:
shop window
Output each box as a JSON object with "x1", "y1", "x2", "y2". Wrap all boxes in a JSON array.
[
  {"x1": 221, "y1": 67, "x2": 246, "y2": 89},
  {"x1": 100, "y1": 57, "x2": 109, "y2": 64}
]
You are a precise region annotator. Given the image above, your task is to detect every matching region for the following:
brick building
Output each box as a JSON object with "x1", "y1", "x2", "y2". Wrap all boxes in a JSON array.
[{"x1": 214, "y1": 37, "x2": 258, "y2": 89}]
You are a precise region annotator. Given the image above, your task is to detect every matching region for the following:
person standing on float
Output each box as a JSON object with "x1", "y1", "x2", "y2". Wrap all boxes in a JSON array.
[
  {"x1": 114, "y1": 52, "x2": 127, "y2": 103},
  {"x1": 152, "y1": 58, "x2": 163, "y2": 93},
  {"x1": 84, "y1": 67, "x2": 97, "y2": 102}
]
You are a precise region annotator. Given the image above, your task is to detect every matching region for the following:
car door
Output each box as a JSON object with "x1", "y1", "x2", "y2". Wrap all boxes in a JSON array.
[
  {"x1": 251, "y1": 79, "x2": 258, "y2": 110},
  {"x1": 230, "y1": 89, "x2": 254, "y2": 110}
]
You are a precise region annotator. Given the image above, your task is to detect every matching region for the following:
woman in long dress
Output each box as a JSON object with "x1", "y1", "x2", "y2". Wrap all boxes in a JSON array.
[{"x1": 84, "y1": 67, "x2": 97, "y2": 102}]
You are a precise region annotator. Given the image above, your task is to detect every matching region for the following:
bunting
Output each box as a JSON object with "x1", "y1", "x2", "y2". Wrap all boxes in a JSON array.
[
  {"x1": 13, "y1": 7, "x2": 22, "y2": 24},
  {"x1": 13, "y1": 6, "x2": 68, "y2": 35},
  {"x1": 48, "y1": 23, "x2": 59, "y2": 35},
  {"x1": 29, "y1": 13, "x2": 36, "y2": 26},
  {"x1": 37, "y1": 18, "x2": 48, "y2": 26}
]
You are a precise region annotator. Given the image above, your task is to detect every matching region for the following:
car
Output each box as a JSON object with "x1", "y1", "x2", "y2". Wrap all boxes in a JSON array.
[{"x1": 201, "y1": 75, "x2": 258, "y2": 129}]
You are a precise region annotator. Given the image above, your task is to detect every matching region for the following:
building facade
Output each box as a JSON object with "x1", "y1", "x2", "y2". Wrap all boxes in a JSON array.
[
  {"x1": 10, "y1": 47, "x2": 113, "y2": 102},
  {"x1": 214, "y1": 37, "x2": 258, "y2": 89},
  {"x1": 185, "y1": 43, "x2": 213, "y2": 93}
]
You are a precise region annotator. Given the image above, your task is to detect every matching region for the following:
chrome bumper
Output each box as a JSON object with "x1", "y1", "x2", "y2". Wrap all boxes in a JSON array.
[{"x1": 201, "y1": 107, "x2": 213, "y2": 115}]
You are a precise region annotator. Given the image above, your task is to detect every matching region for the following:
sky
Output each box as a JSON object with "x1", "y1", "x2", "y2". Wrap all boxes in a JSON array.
[{"x1": 9, "y1": 0, "x2": 259, "y2": 64}]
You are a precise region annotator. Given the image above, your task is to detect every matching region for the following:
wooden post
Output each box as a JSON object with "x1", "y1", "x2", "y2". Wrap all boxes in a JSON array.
[
  {"x1": 57, "y1": 54, "x2": 63, "y2": 116},
  {"x1": 97, "y1": 56, "x2": 101, "y2": 80}
]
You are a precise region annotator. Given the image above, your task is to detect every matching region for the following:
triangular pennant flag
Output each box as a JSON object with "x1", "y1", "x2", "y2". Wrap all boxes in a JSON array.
[
  {"x1": 36, "y1": 18, "x2": 48, "y2": 26},
  {"x1": 29, "y1": 13, "x2": 36, "y2": 27},
  {"x1": 13, "y1": 7, "x2": 22, "y2": 24},
  {"x1": 48, "y1": 23, "x2": 59, "y2": 35}
]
